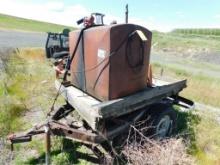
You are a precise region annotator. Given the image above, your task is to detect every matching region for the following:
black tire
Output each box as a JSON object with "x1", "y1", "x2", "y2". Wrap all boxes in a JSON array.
[{"x1": 148, "y1": 106, "x2": 177, "y2": 138}]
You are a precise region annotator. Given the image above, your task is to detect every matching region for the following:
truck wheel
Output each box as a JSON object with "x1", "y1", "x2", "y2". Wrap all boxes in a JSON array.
[{"x1": 150, "y1": 107, "x2": 177, "y2": 138}]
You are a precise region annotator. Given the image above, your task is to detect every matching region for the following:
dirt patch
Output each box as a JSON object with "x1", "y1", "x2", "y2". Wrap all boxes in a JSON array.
[
  {"x1": 0, "y1": 138, "x2": 13, "y2": 165},
  {"x1": 192, "y1": 52, "x2": 220, "y2": 65},
  {"x1": 24, "y1": 106, "x2": 45, "y2": 126}
]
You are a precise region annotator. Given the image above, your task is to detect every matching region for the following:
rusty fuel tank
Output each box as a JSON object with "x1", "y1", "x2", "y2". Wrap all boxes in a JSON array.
[{"x1": 69, "y1": 24, "x2": 152, "y2": 101}]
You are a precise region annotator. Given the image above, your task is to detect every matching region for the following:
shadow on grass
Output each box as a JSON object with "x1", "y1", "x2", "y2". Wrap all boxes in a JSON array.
[
  {"x1": 175, "y1": 109, "x2": 201, "y2": 153},
  {"x1": 26, "y1": 139, "x2": 100, "y2": 165}
]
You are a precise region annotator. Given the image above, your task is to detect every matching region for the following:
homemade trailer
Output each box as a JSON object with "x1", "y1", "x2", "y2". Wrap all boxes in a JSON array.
[{"x1": 8, "y1": 11, "x2": 194, "y2": 164}]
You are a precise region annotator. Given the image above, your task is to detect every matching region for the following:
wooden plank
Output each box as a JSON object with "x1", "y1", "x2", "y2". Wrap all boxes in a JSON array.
[
  {"x1": 55, "y1": 80, "x2": 101, "y2": 130},
  {"x1": 94, "y1": 79, "x2": 186, "y2": 118}
]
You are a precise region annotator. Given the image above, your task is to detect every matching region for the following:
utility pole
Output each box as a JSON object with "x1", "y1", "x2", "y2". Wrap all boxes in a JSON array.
[{"x1": 125, "y1": 4, "x2": 128, "y2": 23}]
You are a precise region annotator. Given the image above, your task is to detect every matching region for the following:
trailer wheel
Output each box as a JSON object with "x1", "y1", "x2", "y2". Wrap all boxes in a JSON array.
[{"x1": 150, "y1": 106, "x2": 177, "y2": 138}]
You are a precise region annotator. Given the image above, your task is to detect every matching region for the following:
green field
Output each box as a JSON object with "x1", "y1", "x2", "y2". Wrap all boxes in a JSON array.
[
  {"x1": 152, "y1": 31, "x2": 220, "y2": 53},
  {"x1": 0, "y1": 13, "x2": 75, "y2": 32},
  {"x1": 172, "y1": 28, "x2": 220, "y2": 36}
]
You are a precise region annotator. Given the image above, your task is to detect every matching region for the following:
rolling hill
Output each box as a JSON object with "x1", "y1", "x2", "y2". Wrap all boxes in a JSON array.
[{"x1": 0, "y1": 13, "x2": 75, "y2": 32}]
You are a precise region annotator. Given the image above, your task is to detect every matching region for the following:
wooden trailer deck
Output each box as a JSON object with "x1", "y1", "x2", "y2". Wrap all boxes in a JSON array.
[{"x1": 55, "y1": 78, "x2": 187, "y2": 131}]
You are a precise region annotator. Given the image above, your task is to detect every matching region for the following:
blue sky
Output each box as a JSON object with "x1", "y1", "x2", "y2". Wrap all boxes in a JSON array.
[{"x1": 0, "y1": 0, "x2": 220, "y2": 32}]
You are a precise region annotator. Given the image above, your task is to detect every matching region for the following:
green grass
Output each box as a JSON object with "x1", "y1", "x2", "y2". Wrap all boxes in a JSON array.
[
  {"x1": 23, "y1": 138, "x2": 98, "y2": 165},
  {"x1": 175, "y1": 108, "x2": 220, "y2": 164},
  {"x1": 194, "y1": 112, "x2": 220, "y2": 164},
  {"x1": 0, "y1": 13, "x2": 75, "y2": 32},
  {"x1": 152, "y1": 31, "x2": 220, "y2": 53},
  {"x1": 0, "y1": 49, "x2": 55, "y2": 135},
  {"x1": 0, "y1": 52, "x2": 28, "y2": 136}
]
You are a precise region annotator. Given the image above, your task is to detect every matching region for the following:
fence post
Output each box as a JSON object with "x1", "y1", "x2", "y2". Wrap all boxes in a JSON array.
[{"x1": 45, "y1": 124, "x2": 51, "y2": 165}]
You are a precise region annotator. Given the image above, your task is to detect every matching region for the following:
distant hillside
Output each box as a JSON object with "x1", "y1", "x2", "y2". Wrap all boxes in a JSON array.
[{"x1": 0, "y1": 13, "x2": 75, "y2": 32}]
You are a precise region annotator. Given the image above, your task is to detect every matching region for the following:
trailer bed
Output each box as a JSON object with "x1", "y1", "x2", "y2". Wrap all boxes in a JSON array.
[{"x1": 55, "y1": 78, "x2": 186, "y2": 131}]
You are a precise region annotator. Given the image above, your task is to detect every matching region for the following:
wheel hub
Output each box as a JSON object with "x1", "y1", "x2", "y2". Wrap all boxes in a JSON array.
[{"x1": 156, "y1": 115, "x2": 172, "y2": 138}]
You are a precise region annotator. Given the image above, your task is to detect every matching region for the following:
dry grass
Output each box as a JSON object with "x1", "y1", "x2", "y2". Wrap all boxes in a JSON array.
[
  {"x1": 152, "y1": 63, "x2": 220, "y2": 108},
  {"x1": 194, "y1": 111, "x2": 220, "y2": 165},
  {"x1": 182, "y1": 77, "x2": 220, "y2": 107},
  {"x1": 122, "y1": 125, "x2": 195, "y2": 165},
  {"x1": 18, "y1": 48, "x2": 46, "y2": 61}
]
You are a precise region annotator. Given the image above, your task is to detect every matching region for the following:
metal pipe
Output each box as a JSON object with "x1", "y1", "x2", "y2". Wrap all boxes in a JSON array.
[
  {"x1": 10, "y1": 143, "x2": 14, "y2": 151},
  {"x1": 45, "y1": 125, "x2": 51, "y2": 165},
  {"x1": 125, "y1": 4, "x2": 128, "y2": 23}
]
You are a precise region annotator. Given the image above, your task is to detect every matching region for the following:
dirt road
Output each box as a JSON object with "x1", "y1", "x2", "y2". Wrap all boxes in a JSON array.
[{"x1": 0, "y1": 30, "x2": 46, "y2": 48}]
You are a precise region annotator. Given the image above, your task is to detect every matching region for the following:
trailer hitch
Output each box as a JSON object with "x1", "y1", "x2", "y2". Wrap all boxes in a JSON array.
[
  {"x1": 7, "y1": 120, "x2": 104, "y2": 151},
  {"x1": 7, "y1": 124, "x2": 45, "y2": 151}
]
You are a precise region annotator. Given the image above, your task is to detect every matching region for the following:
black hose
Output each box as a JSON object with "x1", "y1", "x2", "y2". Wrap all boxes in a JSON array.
[
  {"x1": 63, "y1": 25, "x2": 100, "y2": 81},
  {"x1": 63, "y1": 28, "x2": 84, "y2": 81}
]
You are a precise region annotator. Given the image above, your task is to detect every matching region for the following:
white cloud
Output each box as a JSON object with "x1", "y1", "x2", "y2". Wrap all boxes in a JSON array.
[
  {"x1": 104, "y1": 14, "x2": 123, "y2": 24},
  {"x1": 46, "y1": 1, "x2": 65, "y2": 12},
  {"x1": 176, "y1": 11, "x2": 185, "y2": 19},
  {"x1": 214, "y1": 14, "x2": 220, "y2": 19},
  {"x1": 128, "y1": 17, "x2": 173, "y2": 32},
  {"x1": 0, "y1": 0, "x2": 90, "y2": 27}
]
